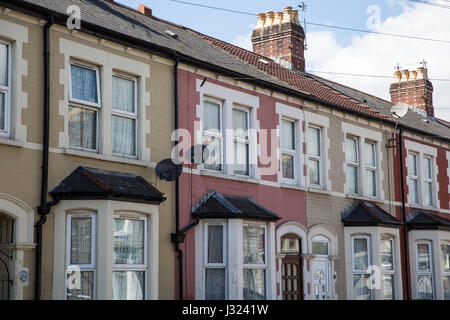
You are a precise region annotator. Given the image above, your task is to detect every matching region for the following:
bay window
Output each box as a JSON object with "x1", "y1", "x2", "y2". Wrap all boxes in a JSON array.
[
  {"x1": 0, "y1": 41, "x2": 9, "y2": 137},
  {"x1": 307, "y1": 126, "x2": 322, "y2": 187},
  {"x1": 346, "y1": 136, "x2": 360, "y2": 194},
  {"x1": 112, "y1": 75, "x2": 137, "y2": 157},
  {"x1": 69, "y1": 62, "x2": 101, "y2": 151},
  {"x1": 203, "y1": 99, "x2": 223, "y2": 172},
  {"x1": 204, "y1": 223, "x2": 227, "y2": 300},
  {"x1": 407, "y1": 153, "x2": 419, "y2": 204},
  {"x1": 232, "y1": 107, "x2": 249, "y2": 176},
  {"x1": 281, "y1": 119, "x2": 296, "y2": 181},
  {"x1": 416, "y1": 241, "x2": 434, "y2": 300},
  {"x1": 243, "y1": 226, "x2": 266, "y2": 300},
  {"x1": 441, "y1": 242, "x2": 450, "y2": 300},
  {"x1": 66, "y1": 212, "x2": 96, "y2": 300},
  {"x1": 351, "y1": 236, "x2": 371, "y2": 300},
  {"x1": 423, "y1": 156, "x2": 433, "y2": 207},
  {"x1": 380, "y1": 238, "x2": 395, "y2": 300},
  {"x1": 112, "y1": 216, "x2": 147, "y2": 300},
  {"x1": 365, "y1": 141, "x2": 377, "y2": 197}
]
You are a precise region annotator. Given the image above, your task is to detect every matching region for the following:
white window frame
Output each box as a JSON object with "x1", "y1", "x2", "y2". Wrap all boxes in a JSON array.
[
  {"x1": 242, "y1": 224, "x2": 268, "y2": 299},
  {"x1": 346, "y1": 136, "x2": 360, "y2": 195},
  {"x1": 351, "y1": 235, "x2": 372, "y2": 299},
  {"x1": 112, "y1": 214, "x2": 148, "y2": 300},
  {"x1": 0, "y1": 40, "x2": 11, "y2": 138},
  {"x1": 365, "y1": 140, "x2": 378, "y2": 198},
  {"x1": 422, "y1": 156, "x2": 434, "y2": 207},
  {"x1": 441, "y1": 241, "x2": 450, "y2": 300},
  {"x1": 415, "y1": 240, "x2": 434, "y2": 300},
  {"x1": 311, "y1": 235, "x2": 329, "y2": 256},
  {"x1": 65, "y1": 212, "x2": 96, "y2": 300},
  {"x1": 281, "y1": 118, "x2": 297, "y2": 184},
  {"x1": 307, "y1": 125, "x2": 323, "y2": 188},
  {"x1": 380, "y1": 237, "x2": 395, "y2": 300},
  {"x1": 232, "y1": 105, "x2": 250, "y2": 177},
  {"x1": 202, "y1": 97, "x2": 224, "y2": 172},
  {"x1": 407, "y1": 153, "x2": 419, "y2": 205},
  {"x1": 203, "y1": 222, "x2": 228, "y2": 300},
  {"x1": 111, "y1": 73, "x2": 138, "y2": 158},
  {"x1": 68, "y1": 61, "x2": 101, "y2": 152}
]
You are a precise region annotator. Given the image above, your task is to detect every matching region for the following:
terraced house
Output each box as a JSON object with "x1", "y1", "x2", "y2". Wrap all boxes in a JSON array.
[{"x1": 0, "y1": 0, "x2": 449, "y2": 301}]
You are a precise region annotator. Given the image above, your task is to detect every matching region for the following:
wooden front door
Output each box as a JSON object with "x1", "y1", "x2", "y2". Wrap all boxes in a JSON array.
[{"x1": 281, "y1": 256, "x2": 303, "y2": 300}]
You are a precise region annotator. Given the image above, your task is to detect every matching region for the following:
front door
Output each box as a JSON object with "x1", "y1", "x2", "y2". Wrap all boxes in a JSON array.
[
  {"x1": 311, "y1": 258, "x2": 330, "y2": 300},
  {"x1": 280, "y1": 234, "x2": 303, "y2": 300}
]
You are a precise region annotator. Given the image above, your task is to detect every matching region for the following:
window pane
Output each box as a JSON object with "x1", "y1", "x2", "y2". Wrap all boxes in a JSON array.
[
  {"x1": 207, "y1": 225, "x2": 223, "y2": 264},
  {"x1": 232, "y1": 109, "x2": 248, "y2": 139},
  {"x1": 205, "y1": 268, "x2": 225, "y2": 300},
  {"x1": 346, "y1": 137, "x2": 358, "y2": 163},
  {"x1": 353, "y1": 274, "x2": 371, "y2": 300},
  {"x1": 424, "y1": 158, "x2": 432, "y2": 180},
  {"x1": 203, "y1": 135, "x2": 222, "y2": 171},
  {"x1": 312, "y1": 241, "x2": 329, "y2": 255},
  {"x1": 112, "y1": 271, "x2": 144, "y2": 300},
  {"x1": 113, "y1": 218, "x2": 145, "y2": 265},
  {"x1": 353, "y1": 238, "x2": 369, "y2": 271},
  {"x1": 243, "y1": 269, "x2": 266, "y2": 300},
  {"x1": 112, "y1": 76, "x2": 135, "y2": 113},
  {"x1": 408, "y1": 178, "x2": 418, "y2": 204},
  {"x1": 66, "y1": 270, "x2": 94, "y2": 300},
  {"x1": 424, "y1": 182, "x2": 433, "y2": 206},
  {"x1": 68, "y1": 106, "x2": 96, "y2": 150},
  {"x1": 71, "y1": 64, "x2": 98, "y2": 104},
  {"x1": 347, "y1": 166, "x2": 358, "y2": 194},
  {"x1": 366, "y1": 170, "x2": 377, "y2": 197},
  {"x1": 308, "y1": 127, "x2": 321, "y2": 156},
  {"x1": 281, "y1": 238, "x2": 300, "y2": 254},
  {"x1": 417, "y1": 244, "x2": 431, "y2": 272},
  {"x1": 282, "y1": 154, "x2": 294, "y2": 180},
  {"x1": 112, "y1": 115, "x2": 136, "y2": 156},
  {"x1": 233, "y1": 142, "x2": 249, "y2": 176},
  {"x1": 0, "y1": 43, "x2": 7, "y2": 87},
  {"x1": 0, "y1": 92, "x2": 4, "y2": 131},
  {"x1": 417, "y1": 275, "x2": 433, "y2": 300},
  {"x1": 441, "y1": 244, "x2": 450, "y2": 272},
  {"x1": 382, "y1": 274, "x2": 395, "y2": 300},
  {"x1": 381, "y1": 239, "x2": 393, "y2": 271},
  {"x1": 443, "y1": 276, "x2": 450, "y2": 300},
  {"x1": 308, "y1": 159, "x2": 320, "y2": 185},
  {"x1": 281, "y1": 120, "x2": 295, "y2": 150},
  {"x1": 365, "y1": 142, "x2": 376, "y2": 167},
  {"x1": 203, "y1": 101, "x2": 220, "y2": 132},
  {"x1": 243, "y1": 227, "x2": 265, "y2": 265},
  {"x1": 408, "y1": 154, "x2": 417, "y2": 176},
  {"x1": 70, "y1": 217, "x2": 92, "y2": 265}
]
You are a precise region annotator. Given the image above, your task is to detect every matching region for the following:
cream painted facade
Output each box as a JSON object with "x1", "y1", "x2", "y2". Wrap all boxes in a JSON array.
[{"x1": 0, "y1": 8, "x2": 176, "y2": 299}]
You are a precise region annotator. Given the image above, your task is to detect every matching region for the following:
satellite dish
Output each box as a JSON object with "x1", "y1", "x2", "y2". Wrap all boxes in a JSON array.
[
  {"x1": 391, "y1": 103, "x2": 409, "y2": 119},
  {"x1": 155, "y1": 158, "x2": 183, "y2": 182},
  {"x1": 185, "y1": 144, "x2": 210, "y2": 165}
]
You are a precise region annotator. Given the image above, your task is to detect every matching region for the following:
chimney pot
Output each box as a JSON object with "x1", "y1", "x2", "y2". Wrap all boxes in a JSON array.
[
  {"x1": 256, "y1": 13, "x2": 266, "y2": 29},
  {"x1": 283, "y1": 6, "x2": 293, "y2": 22},
  {"x1": 401, "y1": 69, "x2": 410, "y2": 82},
  {"x1": 265, "y1": 11, "x2": 275, "y2": 27},
  {"x1": 411, "y1": 70, "x2": 417, "y2": 80},
  {"x1": 292, "y1": 9, "x2": 300, "y2": 25},
  {"x1": 274, "y1": 12, "x2": 284, "y2": 25},
  {"x1": 417, "y1": 67, "x2": 427, "y2": 80},
  {"x1": 138, "y1": 4, "x2": 152, "y2": 17},
  {"x1": 394, "y1": 70, "x2": 402, "y2": 83}
]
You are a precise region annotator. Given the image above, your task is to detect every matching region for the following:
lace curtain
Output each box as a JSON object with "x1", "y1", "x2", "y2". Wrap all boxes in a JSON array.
[
  {"x1": 71, "y1": 64, "x2": 98, "y2": 103},
  {"x1": 353, "y1": 238, "x2": 368, "y2": 270},
  {"x1": 112, "y1": 115, "x2": 136, "y2": 156},
  {"x1": 112, "y1": 271, "x2": 144, "y2": 300},
  {"x1": 0, "y1": 43, "x2": 7, "y2": 87},
  {"x1": 70, "y1": 217, "x2": 92, "y2": 265},
  {"x1": 68, "y1": 106, "x2": 96, "y2": 149}
]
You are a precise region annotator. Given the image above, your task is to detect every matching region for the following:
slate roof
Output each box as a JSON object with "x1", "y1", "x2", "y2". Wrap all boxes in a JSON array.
[
  {"x1": 407, "y1": 210, "x2": 450, "y2": 231},
  {"x1": 50, "y1": 166, "x2": 166, "y2": 204},
  {"x1": 192, "y1": 192, "x2": 280, "y2": 222},
  {"x1": 341, "y1": 200, "x2": 402, "y2": 228}
]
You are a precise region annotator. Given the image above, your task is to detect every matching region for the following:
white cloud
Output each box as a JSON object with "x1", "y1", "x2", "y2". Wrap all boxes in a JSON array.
[
  {"x1": 305, "y1": 1, "x2": 450, "y2": 120},
  {"x1": 231, "y1": 23, "x2": 255, "y2": 51}
]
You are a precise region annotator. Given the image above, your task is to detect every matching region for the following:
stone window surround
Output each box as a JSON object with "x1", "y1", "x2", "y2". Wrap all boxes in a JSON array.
[{"x1": 52, "y1": 199, "x2": 159, "y2": 300}]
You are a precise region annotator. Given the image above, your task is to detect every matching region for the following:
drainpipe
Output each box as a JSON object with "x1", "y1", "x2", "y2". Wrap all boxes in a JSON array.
[
  {"x1": 35, "y1": 16, "x2": 55, "y2": 301},
  {"x1": 398, "y1": 126, "x2": 411, "y2": 300}
]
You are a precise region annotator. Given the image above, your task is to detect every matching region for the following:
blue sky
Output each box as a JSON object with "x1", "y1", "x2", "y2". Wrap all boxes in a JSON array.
[{"x1": 116, "y1": 1, "x2": 450, "y2": 120}]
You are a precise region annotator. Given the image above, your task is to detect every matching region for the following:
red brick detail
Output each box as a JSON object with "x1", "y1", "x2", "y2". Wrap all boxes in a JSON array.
[{"x1": 390, "y1": 79, "x2": 434, "y2": 117}]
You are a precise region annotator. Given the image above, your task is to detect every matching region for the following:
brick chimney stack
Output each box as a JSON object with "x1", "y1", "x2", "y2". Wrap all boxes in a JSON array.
[
  {"x1": 389, "y1": 66, "x2": 434, "y2": 118},
  {"x1": 251, "y1": 7, "x2": 305, "y2": 72}
]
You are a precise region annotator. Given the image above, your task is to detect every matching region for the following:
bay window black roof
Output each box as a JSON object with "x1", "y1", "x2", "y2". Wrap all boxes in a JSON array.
[
  {"x1": 50, "y1": 166, "x2": 166, "y2": 205},
  {"x1": 407, "y1": 210, "x2": 450, "y2": 231},
  {"x1": 192, "y1": 192, "x2": 280, "y2": 222},
  {"x1": 342, "y1": 200, "x2": 402, "y2": 228}
]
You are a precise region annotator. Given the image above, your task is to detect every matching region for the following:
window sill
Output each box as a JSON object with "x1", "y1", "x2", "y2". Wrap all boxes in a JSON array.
[
  {"x1": 406, "y1": 203, "x2": 438, "y2": 211},
  {"x1": 199, "y1": 169, "x2": 260, "y2": 184},
  {"x1": 280, "y1": 183, "x2": 306, "y2": 191},
  {"x1": 346, "y1": 194, "x2": 384, "y2": 204},
  {"x1": 307, "y1": 187, "x2": 331, "y2": 195},
  {"x1": 0, "y1": 137, "x2": 24, "y2": 148},
  {"x1": 64, "y1": 148, "x2": 150, "y2": 167}
]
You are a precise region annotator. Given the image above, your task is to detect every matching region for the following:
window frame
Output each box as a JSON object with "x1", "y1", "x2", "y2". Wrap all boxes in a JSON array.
[
  {"x1": 202, "y1": 97, "x2": 224, "y2": 173},
  {"x1": 232, "y1": 105, "x2": 250, "y2": 177},
  {"x1": 0, "y1": 40, "x2": 11, "y2": 137},
  {"x1": 422, "y1": 156, "x2": 434, "y2": 207},
  {"x1": 203, "y1": 221, "x2": 228, "y2": 300},
  {"x1": 407, "y1": 153, "x2": 420, "y2": 205},
  {"x1": 415, "y1": 240, "x2": 434, "y2": 300},
  {"x1": 281, "y1": 118, "x2": 297, "y2": 184},
  {"x1": 365, "y1": 140, "x2": 378, "y2": 198},
  {"x1": 112, "y1": 214, "x2": 148, "y2": 300},
  {"x1": 111, "y1": 73, "x2": 138, "y2": 159},
  {"x1": 65, "y1": 212, "x2": 97, "y2": 300},
  {"x1": 307, "y1": 125, "x2": 323, "y2": 188},
  {"x1": 346, "y1": 135, "x2": 360, "y2": 195},
  {"x1": 351, "y1": 235, "x2": 372, "y2": 300},
  {"x1": 380, "y1": 237, "x2": 395, "y2": 300},
  {"x1": 441, "y1": 241, "x2": 450, "y2": 300},
  {"x1": 311, "y1": 235, "x2": 330, "y2": 256}
]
